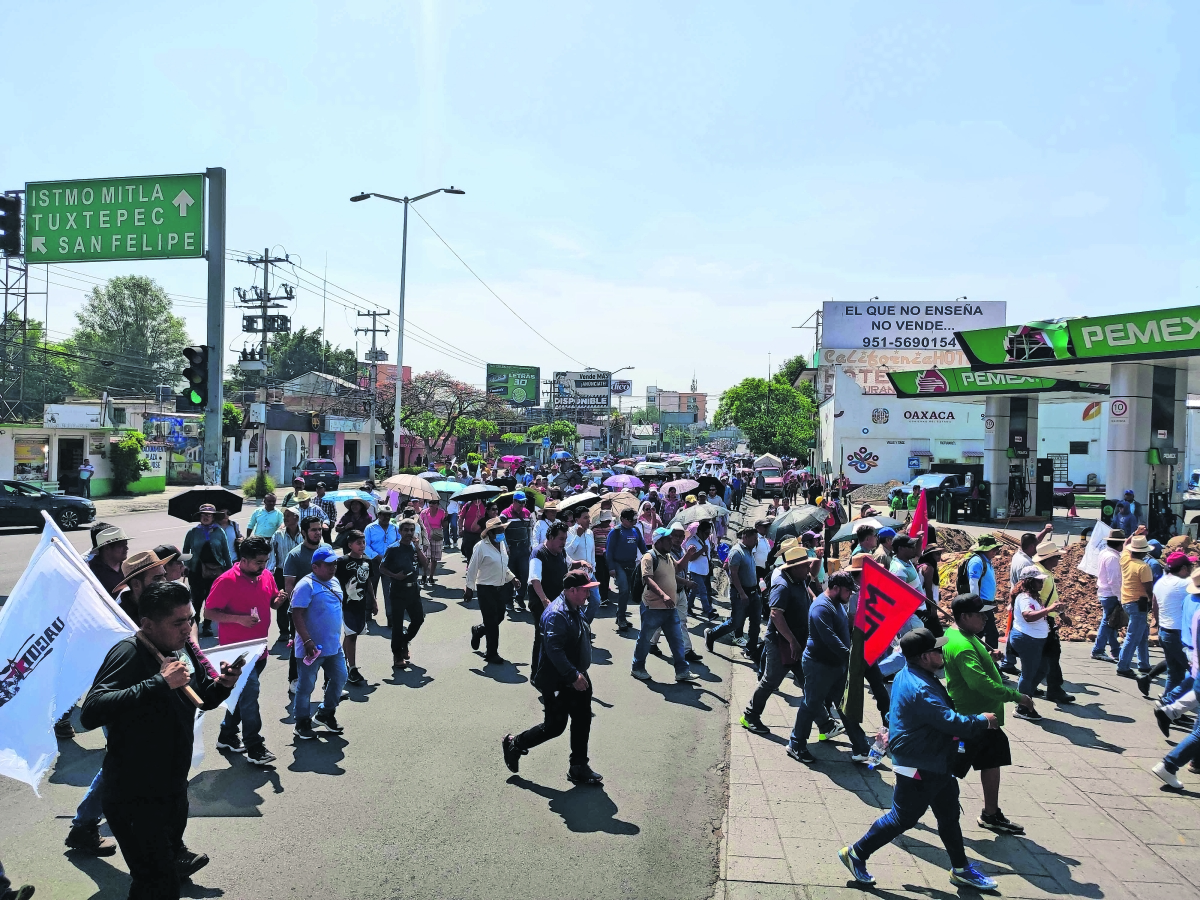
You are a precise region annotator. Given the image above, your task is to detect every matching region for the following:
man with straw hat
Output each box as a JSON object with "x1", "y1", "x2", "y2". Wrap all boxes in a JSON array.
[
  {"x1": 1032, "y1": 540, "x2": 1076, "y2": 703},
  {"x1": 740, "y1": 547, "x2": 815, "y2": 735},
  {"x1": 1092, "y1": 528, "x2": 1126, "y2": 662},
  {"x1": 1116, "y1": 531, "x2": 1156, "y2": 677}
]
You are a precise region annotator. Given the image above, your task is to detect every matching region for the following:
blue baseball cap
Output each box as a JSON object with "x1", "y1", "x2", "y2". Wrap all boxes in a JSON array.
[
  {"x1": 652, "y1": 526, "x2": 673, "y2": 542},
  {"x1": 311, "y1": 547, "x2": 338, "y2": 566},
  {"x1": 877, "y1": 527, "x2": 897, "y2": 540},
  {"x1": 513, "y1": 491, "x2": 526, "y2": 501}
]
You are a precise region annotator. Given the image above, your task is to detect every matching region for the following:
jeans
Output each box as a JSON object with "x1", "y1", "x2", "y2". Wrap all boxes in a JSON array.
[
  {"x1": 514, "y1": 680, "x2": 592, "y2": 767},
  {"x1": 1160, "y1": 629, "x2": 1189, "y2": 696},
  {"x1": 790, "y1": 655, "x2": 868, "y2": 754},
  {"x1": 687, "y1": 571, "x2": 713, "y2": 616},
  {"x1": 1164, "y1": 673, "x2": 1196, "y2": 707},
  {"x1": 1093, "y1": 596, "x2": 1121, "y2": 657},
  {"x1": 444, "y1": 513, "x2": 458, "y2": 545},
  {"x1": 1118, "y1": 601, "x2": 1151, "y2": 671},
  {"x1": 103, "y1": 790, "x2": 189, "y2": 900},
  {"x1": 219, "y1": 657, "x2": 266, "y2": 750},
  {"x1": 583, "y1": 586, "x2": 601, "y2": 625},
  {"x1": 632, "y1": 605, "x2": 691, "y2": 675},
  {"x1": 708, "y1": 588, "x2": 761, "y2": 654},
  {"x1": 389, "y1": 580, "x2": 425, "y2": 654},
  {"x1": 293, "y1": 650, "x2": 347, "y2": 721},
  {"x1": 1163, "y1": 712, "x2": 1200, "y2": 773},
  {"x1": 745, "y1": 636, "x2": 803, "y2": 720},
  {"x1": 475, "y1": 583, "x2": 507, "y2": 656},
  {"x1": 853, "y1": 771, "x2": 968, "y2": 869},
  {"x1": 613, "y1": 563, "x2": 636, "y2": 622},
  {"x1": 74, "y1": 769, "x2": 106, "y2": 829},
  {"x1": 508, "y1": 552, "x2": 530, "y2": 607},
  {"x1": 1009, "y1": 630, "x2": 1049, "y2": 696},
  {"x1": 650, "y1": 594, "x2": 694, "y2": 653}
]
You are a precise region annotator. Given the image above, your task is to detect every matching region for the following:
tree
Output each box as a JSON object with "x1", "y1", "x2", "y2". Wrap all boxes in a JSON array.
[
  {"x1": 663, "y1": 425, "x2": 689, "y2": 450},
  {"x1": 0, "y1": 313, "x2": 76, "y2": 415},
  {"x1": 398, "y1": 370, "x2": 505, "y2": 462},
  {"x1": 632, "y1": 407, "x2": 661, "y2": 426},
  {"x1": 225, "y1": 326, "x2": 359, "y2": 394},
  {"x1": 110, "y1": 431, "x2": 150, "y2": 494},
  {"x1": 526, "y1": 420, "x2": 579, "y2": 448},
  {"x1": 455, "y1": 417, "x2": 499, "y2": 446},
  {"x1": 775, "y1": 353, "x2": 816, "y2": 403},
  {"x1": 713, "y1": 377, "x2": 815, "y2": 458},
  {"x1": 71, "y1": 276, "x2": 190, "y2": 395}
]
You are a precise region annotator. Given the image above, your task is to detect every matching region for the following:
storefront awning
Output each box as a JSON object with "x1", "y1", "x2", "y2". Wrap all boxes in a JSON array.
[
  {"x1": 962, "y1": 450, "x2": 984, "y2": 458},
  {"x1": 911, "y1": 449, "x2": 933, "y2": 457}
]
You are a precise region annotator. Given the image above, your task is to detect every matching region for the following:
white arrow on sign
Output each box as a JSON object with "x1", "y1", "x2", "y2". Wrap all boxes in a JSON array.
[
  {"x1": 29, "y1": 236, "x2": 47, "y2": 254},
  {"x1": 172, "y1": 190, "x2": 194, "y2": 217}
]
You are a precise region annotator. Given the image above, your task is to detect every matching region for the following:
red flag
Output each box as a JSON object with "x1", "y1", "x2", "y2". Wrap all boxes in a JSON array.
[
  {"x1": 909, "y1": 488, "x2": 929, "y2": 552},
  {"x1": 853, "y1": 556, "x2": 927, "y2": 666}
]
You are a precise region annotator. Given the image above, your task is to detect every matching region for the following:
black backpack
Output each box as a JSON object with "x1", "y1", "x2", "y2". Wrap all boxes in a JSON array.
[
  {"x1": 955, "y1": 552, "x2": 985, "y2": 595},
  {"x1": 630, "y1": 551, "x2": 659, "y2": 606}
]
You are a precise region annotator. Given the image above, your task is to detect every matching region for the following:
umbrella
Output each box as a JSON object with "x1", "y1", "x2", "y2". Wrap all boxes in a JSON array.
[
  {"x1": 828, "y1": 515, "x2": 904, "y2": 544},
  {"x1": 589, "y1": 490, "x2": 641, "y2": 520},
  {"x1": 611, "y1": 464, "x2": 635, "y2": 474},
  {"x1": 551, "y1": 450, "x2": 573, "y2": 460},
  {"x1": 501, "y1": 455, "x2": 525, "y2": 465},
  {"x1": 557, "y1": 491, "x2": 602, "y2": 514},
  {"x1": 453, "y1": 483, "x2": 503, "y2": 504},
  {"x1": 493, "y1": 489, "x2": 545, "y2": 511},
  {"x1": 766, "y1": 505, "x2": 826, "y2": 543},
  {"x1": 323, "y1": 489, "x2": 378, "y2": 510},
  {"x1": 431, "y1": 481, "x2": 465, "y2": 497},
  {"x1": 660, "y1": 478, "x2": 700, "y2": 496},
  {"x1": 696, "y1": 475, "x2": 724, "y2": 495},
  {"x1": 379, "y1": 473, "x2": 440, "y2": 501},
  {"x1": 604, "y1": 474, "x2": 644, "y2": 490},
  {"x1": 668, "y1": 503, "x2": 725, "y2": 527},
  {"x1": 417, "y1": 471, "x2": 445, "y2": 482},
  {"x1": 617, "y1": 458, "x2": 635, "y2": 465},
  {"x1": 660, "y1": 466, "x2": 685, "y2": 475},
  {"x1": 169, "y1": 487, "x2": 244, "y2": 522}
]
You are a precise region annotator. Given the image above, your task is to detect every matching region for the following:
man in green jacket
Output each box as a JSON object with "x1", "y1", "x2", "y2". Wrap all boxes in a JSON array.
[{"x1": 942, "y1": 594, "x2": 1038, "y2": 837}]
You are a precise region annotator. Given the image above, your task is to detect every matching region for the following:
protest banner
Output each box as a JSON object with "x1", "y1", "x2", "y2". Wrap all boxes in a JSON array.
[{"x1": 853, "y1": 556, "x2": 927, "y2": 666}]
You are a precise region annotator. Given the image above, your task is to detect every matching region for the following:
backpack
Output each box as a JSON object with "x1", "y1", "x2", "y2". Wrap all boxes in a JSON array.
[
  {"x1": 630, "y1": 551, "x2": 659, "y2": 606},
  {"x1": 955, "y1": 552, "x2": 985, "y2": 595}
]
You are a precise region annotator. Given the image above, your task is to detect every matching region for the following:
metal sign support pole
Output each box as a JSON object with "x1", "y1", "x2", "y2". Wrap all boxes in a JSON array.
[{"x1": 204, "y1": 168, "x2": 226, "y2": 485}]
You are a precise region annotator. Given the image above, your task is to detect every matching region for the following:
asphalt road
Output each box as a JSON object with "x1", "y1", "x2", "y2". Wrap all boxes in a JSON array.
[{"x1": 0, "y1": 508, "x2": 732, "y2": 900}]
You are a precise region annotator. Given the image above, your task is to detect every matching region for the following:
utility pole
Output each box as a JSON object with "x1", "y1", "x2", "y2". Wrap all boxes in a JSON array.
[
  {"x1": 355, "y1": 310, "x2": 391, "y2": 482},
  {"x1": 236, "y1": 248, "x2": 293, "y2": 491}
]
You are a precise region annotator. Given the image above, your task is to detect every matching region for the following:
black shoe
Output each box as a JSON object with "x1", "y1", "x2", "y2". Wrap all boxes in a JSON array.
[
  {"x1": 246, "y1": 745, "x2": 277, "y2": 766},
  {"x1": 978, "y1": 809, "x2": 1025, "y2": 835},
  {"x1": 484, "y1": 654, "x2": 507, "y2": 665},
  {"x1": 502, "y1": 734, "x2": 525, "y2": 773},
  {"x1": 175, "y1": 848, "x2": 209, "y2": 879},
  {"x1": 567, "y1": 764, "x2": 604, "y2": 785},
  {"x1": 1013, "y1": 707, "x2": 1042, "y2": 721},
  {"x1": 786, "y1": 744, "x2": 816, "y2": 764},
  {"x1": 346, "y1": 667, "x2": 365, "y2": 686},
  {"x1": 616, "y1": 618, "x2": 632, "y2": 632},
  {"x1": 1045, "y1": 691, "x2": 1075, "y2": 704},
  {"x1": 314, "y1": 709, "x2": 344, "y2": 734},
  {"x1": 216, "y1": 733, "x2": 245, "y2": 753},
  {"x1": 998, "y1": 663, "x2": 1020, "y2": 676},
  {"x1": 470, "y1": 625, "x2": 483, "y2": 651},
  {"x1": 294, "y1": 717, "x2": 317, "y2": 740},
  {"x1": 65, "y1": 824, "x2": 117, "y2": 856},
  {"x1": 685, "y1": 650, "x2": 704, "y2": 663},
  {"x1": 740, "y1": 714, "x2": 769, "y2": 735},
  {"x1": 1136, "y1": 674, "x2": 1152, "y2": 697},
  {"x1": 514, "y1": 600, "x2": 528, "y2": 613},
  {"x1": 1033, "y1": 687, "x2": 1045, "y2": 697},
  {"x1": 6, "y1": 885, "x2": 35, "y2": 900},
  {"x1": 705, "y1": 629, "x2": 716, "y2": 653},
  {"x1": 1116, "y1": 669, "x2": 1136, "y2": 679},
  {"x1": 648, "y1": 644, "x2": 664, "y2": 657},
  {"x1": 200, "y1": 623, "x2": 214, "y2": 638},
  {"x1": 1154, "y1": 705, "x2": 1174, "y2": 738}
]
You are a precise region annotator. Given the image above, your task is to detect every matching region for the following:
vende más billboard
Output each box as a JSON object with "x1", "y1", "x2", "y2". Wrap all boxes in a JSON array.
[
  {"x1": 822, "y1": 300, "x2": 1005, "y2": 351},
  {"x1": 554, "y1": 371, "x2": 611, "y2": 410}
]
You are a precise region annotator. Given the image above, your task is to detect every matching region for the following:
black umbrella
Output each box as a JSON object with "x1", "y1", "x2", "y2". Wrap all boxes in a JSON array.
[
  {"x1": 168, "y1": 487, "x2": 245, "y2": 523},
  {"x1": 696, "y1": 474, "x2": 724, "y2": 496},
  {"x1": 766, "y1": 504, "x2": 825, "y2": 543},
  {"x1": 417, "y1": 471, "x2": 445, "y2": 482},
  {"x1": 492, "y1": 489, "x2": 546, "y2": 511},
  {"x1": 453, "y1": 483, "x2": 503, "y2": 504},
  {"x1": 668, "y1": 503, "x2": 725, "y2": 527},
  {"x1": 557, "y1": 491, "x2": 602, "y2": 514}
]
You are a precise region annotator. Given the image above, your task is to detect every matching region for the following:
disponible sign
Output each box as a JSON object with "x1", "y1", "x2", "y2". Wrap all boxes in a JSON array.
[
  {"x1": 554, "y1": 371, "x2": 611, "y2": 410},
  {"x1": 24, "y1": 174, "x2": 205, "y2": 262},
  {"x1": 822, "y1": 300, "x2": 1005, "y2": 351}
]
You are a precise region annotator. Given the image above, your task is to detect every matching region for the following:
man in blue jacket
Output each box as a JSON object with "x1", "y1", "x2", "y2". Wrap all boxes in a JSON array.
[
  {"x1": 605, "y1": 508, "x2": 647, "y2": 632},
  {"x1": 503, "y1": 571, "x2": 603, "y2": 785},
  {"x1": 839, "y1": 628, "x2": 999, "y2": 891}
]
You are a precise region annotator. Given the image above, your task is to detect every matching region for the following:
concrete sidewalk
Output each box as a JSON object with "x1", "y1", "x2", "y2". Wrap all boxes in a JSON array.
[{"x1": 713, "y1": 642, "x2": 1200, "y2": 899}]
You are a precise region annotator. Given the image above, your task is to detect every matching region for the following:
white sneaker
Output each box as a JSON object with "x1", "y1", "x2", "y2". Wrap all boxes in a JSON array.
[
  {"x1": 675, "y1": 671, "x2": 699, "y2": 682},
  {"x1": 1153, "y1": 762, "x2": 1184, "y2": 790},
  {"x1": 288, "y1": 679, "x2": 297, "y2": 696}
]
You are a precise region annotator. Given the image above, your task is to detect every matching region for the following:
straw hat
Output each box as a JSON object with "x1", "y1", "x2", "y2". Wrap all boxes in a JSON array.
[
  {"x1": 1105, "y1": 528, "x2": 1127, "y2": 546},
  {"x1": 117, "y1": 549, "x2": 175, "y2": 588},
  {"x1": 1186, "y1": 569, "x2": 1200, "y2": 595},
  {"x1": 1032, "y1": 540, "x2": 1062, "y2": 563},
  {"x1": 481, "y1": 517, "x2": 509, "y2": 538},
  {"x1": 781, "y1": 546, "x2": 816, "y2": 571},
  {"x1": 95, "y1": 526, "x2": 130, "y2": 549},
  {"x1": 293, "y1": 491, "x2": 312, "y2": 502},
  {"x1": 1127, "y1": 534, "x2": 1150, "y2": 554},
  {"x1": 844, "y1": 553, "x2": 873, "y2": 572}
]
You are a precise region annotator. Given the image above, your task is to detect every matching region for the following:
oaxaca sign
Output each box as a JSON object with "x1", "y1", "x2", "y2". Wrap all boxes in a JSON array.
[
  {"x1": 888, "y1": 367, "x2": 1108, "y2": 397},
  {"x1": 822, "y1": 300, "x2": 1005, "y2": 351},
  {"x1": 956, "y1": 306, "x2": 1200, "y2": 368},
  {"x1": 24, "y1": 173, "x2": 205, "y2": 262},
  {"x1": 486, "y1": 363, "x2": 540, "y2": 407}
]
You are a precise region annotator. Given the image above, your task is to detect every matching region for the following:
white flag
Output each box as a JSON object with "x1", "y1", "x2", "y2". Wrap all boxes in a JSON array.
[
  {"x1": 0, "y1": 516, "x2": 135, "y2": 792},
  {"x1": 1078, "y1": 520, "x2": 1112, "y2": 578},
  {"x1": 188, "y1": 639, "x2": 268, "y2": 769}
]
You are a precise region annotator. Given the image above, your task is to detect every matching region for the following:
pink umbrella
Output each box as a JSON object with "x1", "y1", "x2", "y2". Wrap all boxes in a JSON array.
[
  {"x1": 501, "y1": 455, "x2": 525, "y2": 465},
  {"x1": 604, "y1": 474, "x2": 644, "y2": 490}
]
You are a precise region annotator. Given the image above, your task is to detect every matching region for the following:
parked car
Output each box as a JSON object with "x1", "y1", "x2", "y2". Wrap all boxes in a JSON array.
[
  {"x1": 297, "y1": 459, "x2": 341, "y2": 490},
  {"x1": 0, "y1": 481, "x2": 96, "y2": 530},
  {"x1": 899, "y1": 472, "x2": 973, "y2": 505},
  {"x1": 1183, "y1": 469, "x2": 1200, "y2": 511},
  {"x1": 752, "y1": 467, "x2": 783, "y2": 500}
]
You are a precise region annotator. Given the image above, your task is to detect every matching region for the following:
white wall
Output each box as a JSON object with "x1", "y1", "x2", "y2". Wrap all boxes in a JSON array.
[{"x1": 1038, "y1": 399, "x2": 1106, "y2": 486}]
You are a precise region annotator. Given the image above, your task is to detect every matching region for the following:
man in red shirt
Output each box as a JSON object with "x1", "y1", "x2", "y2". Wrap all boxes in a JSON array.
[{"x1": 203, "y1": 536, "x2": 280, "y2": 766}]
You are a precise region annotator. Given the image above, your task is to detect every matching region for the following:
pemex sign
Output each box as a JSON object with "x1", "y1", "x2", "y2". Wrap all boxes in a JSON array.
[
  {"x1": 24, "y1": 173, "x2": 205, "y2": 263},
  {"x1": 888, "y1": 367, "x2": 1108, "y2": 397}
]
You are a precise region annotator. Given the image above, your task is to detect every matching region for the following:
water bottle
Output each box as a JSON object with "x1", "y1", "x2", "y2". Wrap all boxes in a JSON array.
[
  {"x1": 302, "y1": 642, "x2": 323, "y2": 666},
  {"x1": 867, "y1": 727, "x2": 889, "y2": 770}
]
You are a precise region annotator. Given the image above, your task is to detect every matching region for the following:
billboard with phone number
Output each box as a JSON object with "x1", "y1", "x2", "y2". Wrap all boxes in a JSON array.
[{"x1": 486, "y1": 364, "x2": 540, "y2": 407}]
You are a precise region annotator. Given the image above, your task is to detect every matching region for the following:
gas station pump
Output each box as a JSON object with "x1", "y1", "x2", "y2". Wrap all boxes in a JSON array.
[{"x1": 1147, "y1": 489, "x2": 1174, "y2": 541}]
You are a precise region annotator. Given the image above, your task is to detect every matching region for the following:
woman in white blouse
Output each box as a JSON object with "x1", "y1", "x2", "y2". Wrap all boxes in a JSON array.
[
  {"x1": 465, "y1": 517, "x2": 516, "y2": 665},
  {"x1": 1008, "y1": 565, "x2": 1061, "y2": 699}
]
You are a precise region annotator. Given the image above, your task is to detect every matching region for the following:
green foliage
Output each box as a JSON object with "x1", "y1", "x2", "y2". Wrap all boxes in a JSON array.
[
  {"x1": 454, "y1": 418, "x2": 499, "y2": 444},
  {"x1": 110, "y1": 431, "x2": 151, "y2": 494},
  {"x1": 713, "y1": 377, "x2": 815, "y2": 458},
  {"x1": 663, "y1": 425, "x2": 690, "y2": 450},
  {"x1": 632, "y1": 407, "x2": 661, "y2": 425},
  {"x1": 526, "y1": 420, "x2": 579, "y2": 448},
  {"x1": 774, "y1": 354, "x2": 815, "y2": 402},
  {"x1": 0, "y1": 313, "x2": 75, "y2": 413},
  {"x1": 241, "y1": 473, "x2": 277, "y2": 497},
  {"x1": 72, "y1": 276, "x2": 190, "y2": 395},
  {"x1": 398, "y1": 371, "x2": 505, "y2": 462},
  {"x1": 466, "y1": 452, "x2": 482, "y2": 466}
]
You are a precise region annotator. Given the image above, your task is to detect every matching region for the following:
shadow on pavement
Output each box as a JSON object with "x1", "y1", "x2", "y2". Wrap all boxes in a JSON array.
[
  {"x1": 385, "y1": 664, "x2": 434, "y2": 689},
  {"x1": 1032, "y1": 717, "x2": 1125, "y2": 752},
  {"x1": 287, "y1": 735, "x2": 346, "y2": 776},
  {"x1": 188, "y1": 763, "x2": 284, "y2": 816},
  {"x1": 469, "y1": 663, "x2": 529, "y2": 685},
  {"x1": 506, "y1": 776, "x2": 640, "y2": 835},
  {"x1": 1054, "y1": 701, "x2": 1135, "y2": 724},
  {"x1": 638, "y1": 679, "x2": 725, "y2": 711},
  {"x1": 46, "y1": 738, "x2": 106, "y2": 788}
]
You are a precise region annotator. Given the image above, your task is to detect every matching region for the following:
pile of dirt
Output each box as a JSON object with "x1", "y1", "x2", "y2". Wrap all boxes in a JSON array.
[
  {"x1": 936, "y1": 535, "x2": 1102, "y2": 642},
  {"x1": 848, "y1": 481, "x2": 904, "y2": 503},
  {"x1": 931, "y1": 525, "x2": 975, "y2": 553}
]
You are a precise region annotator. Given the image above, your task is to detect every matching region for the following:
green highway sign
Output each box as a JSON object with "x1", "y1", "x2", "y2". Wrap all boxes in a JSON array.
[
  {"x1": 24, "y1": 173, "x2": 205, "y2": 263},
  {"x1": 486, "y1": 363, "x2": 540, "y2": 407},
  {"x1": 888, "y1": 367, "x2": 1108, "y2": 397}
]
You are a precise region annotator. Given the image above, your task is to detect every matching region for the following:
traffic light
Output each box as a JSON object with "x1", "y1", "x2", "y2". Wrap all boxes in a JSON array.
[
  {"x1": 181, "y1": 346, "x2": 209, "y2": 409},
  {"x1": 0, "y1": 194, "x2": 20, "y2": 256}
]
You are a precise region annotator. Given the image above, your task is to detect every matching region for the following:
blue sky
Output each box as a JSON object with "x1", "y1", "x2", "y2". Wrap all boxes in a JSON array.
[{"x1": 2, "y1": 1, "x2": 1197, "y2": 405}]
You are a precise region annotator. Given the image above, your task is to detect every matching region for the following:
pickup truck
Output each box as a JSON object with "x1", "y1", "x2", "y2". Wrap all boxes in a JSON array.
[
  {"x1": 897, "y1": 472, "x2": 972, "y2": 505},
  {"x1": 752, "y1": 467, "x2": 784, "y2": 500}
]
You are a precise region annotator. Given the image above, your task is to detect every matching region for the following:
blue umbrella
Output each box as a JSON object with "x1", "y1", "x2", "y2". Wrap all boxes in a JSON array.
[
  {"x1": 431, "y1": 480, "x2": 465, "y2": 496},
  {"x1": 551, "y1": 450, "x2": 573, "y2": 460},
  {"x1": 323, "y1": 489, "x2": 377, "y2": 510}
]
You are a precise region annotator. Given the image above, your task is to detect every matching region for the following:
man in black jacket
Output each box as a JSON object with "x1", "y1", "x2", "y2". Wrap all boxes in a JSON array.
[
  {"x1": 82, "y1": 582, "x2": 240, "y2": 899},
  {"x1": 503, "y1": 571, "x2": 603, "y2": 785}
]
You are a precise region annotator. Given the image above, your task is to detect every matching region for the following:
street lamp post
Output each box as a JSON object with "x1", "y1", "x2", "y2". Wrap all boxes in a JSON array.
[{"x1": 351, "y1": 187, "x2": 465, "y2": 473}]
